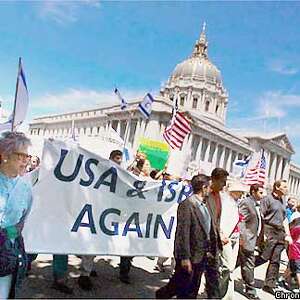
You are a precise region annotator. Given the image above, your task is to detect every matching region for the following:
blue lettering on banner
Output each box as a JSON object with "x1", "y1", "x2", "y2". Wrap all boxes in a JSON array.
[
  {"x1": 122, "y1": 212, "x2": 143, "y2": 237},
  {"x1": 53, "y1": 148, "x2": 191, "y2": 203},
  {"x1": 79, "y1": 158, "x2": 99, "y2": 187},
  {"x1": 99, "y1": 208, "x2": 121, "y2": 236},
  {"x1": 71, "y1": 205, "x2": 175, "y2": 239},
  {"x1": 154, "y1": 214, "x2": 175, "y2": 239},
  {"x1": 177, "y1": 184, "x2": 193, "y2": 203},
  {"x1": 71, "y1": 204, "x2": 96, "y2": 234},
  {"x1": 156, "y1": 180, "x2": 166, "y2": 202},
  {"x1": 93, "y1": 167, "x2": 117, "y2": 192},
  {"x1": 164, "y1": 181, "x2": 179, "y2": 202},
  {"x1": 126, "y1": 180, "x2": 146, "y2": 199},
  {"x1": 54, "y1": 149, "x2": 83, "y2": 182}
]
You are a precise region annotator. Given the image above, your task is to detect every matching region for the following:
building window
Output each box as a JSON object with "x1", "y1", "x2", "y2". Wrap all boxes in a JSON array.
[
  {"x1": 111, "y1": 120, "x2": 118, "y2": 131},
  {"x1": 215, "y1": 105, "x2": 219, "y2": 113},
  {"x1": 169, "y1": 94, "x2": 174, "y2": 101},
  {"x1": 192, "y1": 97, "x2": 198, "y2": 109},
  {"x1": 205, "y1": 101, "x2": 210, "y2": 112},
  {"x1": 180, "y1": 96, "x2": 185, "y2": 106}
]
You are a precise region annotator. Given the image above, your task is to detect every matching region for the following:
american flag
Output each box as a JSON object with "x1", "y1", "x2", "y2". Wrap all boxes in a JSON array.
[
  {"x1": 163, "y1": 111, "x2": 191, "y2": 150},
  {"x1": 243, "y1": 150, "x2": 266, "y2": 186}
]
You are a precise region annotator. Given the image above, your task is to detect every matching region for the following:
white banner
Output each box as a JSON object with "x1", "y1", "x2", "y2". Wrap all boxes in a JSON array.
[{"x1": 23, "y1": 139, "x2": 192, "y2": 256}]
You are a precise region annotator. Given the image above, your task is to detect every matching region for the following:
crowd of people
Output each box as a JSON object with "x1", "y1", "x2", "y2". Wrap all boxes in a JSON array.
[{"x1": 0, "y1": 131, "x2": 299, "y2": 299}]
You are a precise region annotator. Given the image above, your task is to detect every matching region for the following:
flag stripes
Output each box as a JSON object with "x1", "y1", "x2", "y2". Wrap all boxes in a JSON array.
[
  {"x1": 163, "y1": 112, "x2": 191, "y2": 149},
  {"x1": 243, "y1": 150, "x2": 266, "y2": 186}
]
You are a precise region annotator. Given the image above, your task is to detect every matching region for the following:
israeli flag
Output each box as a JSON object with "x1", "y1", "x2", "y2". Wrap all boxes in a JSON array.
[
  {"x1": 234, "y1": 156, "x2": 250, "y2": 167},
  {"x1": 233, "y1": 155, "x2": 251, "y2": 178},
  {"x1": 114, "y1": 88, "x2": 128, "y2": 110},
  {"x1": 138, "y1": 93, "x2": 154, "y2": 119}
]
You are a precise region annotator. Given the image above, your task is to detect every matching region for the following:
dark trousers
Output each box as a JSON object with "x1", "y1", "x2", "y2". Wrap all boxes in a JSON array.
[
  {"x1": 53, "y1": 255, "x2": 68, "y2": 280},
  {"x1": 156, "y1": 257, "x2": 220, "y2": 299},
  {"x1": 263, "y1": 242, "x2": 285, "y2": 288},
  {"x1": 119, "y1": 256, "x2": 133, "y2": 276},
  {"x1": 256, "y1": 225, "x2": 285, "y2": 288},
  {"x1": 240, "y1": 248, "x2": 256, "y2": 295}
]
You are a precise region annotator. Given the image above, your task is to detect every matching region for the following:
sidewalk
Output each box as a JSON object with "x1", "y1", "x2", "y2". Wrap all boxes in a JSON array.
[{"x1": 19, "y1": 254, "x2": 287, "y2": 299}]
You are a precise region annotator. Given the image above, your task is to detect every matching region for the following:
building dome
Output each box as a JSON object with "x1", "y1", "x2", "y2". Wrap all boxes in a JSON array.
[
  {"x1": 169, "y1": 24, "x2": 222, "y2": 84},
  {"x1": 160, "y1": 23, "x2": 229, "y2": 126},
  {"x1": 171, "y1": 56, "x2": 221, "y2": 83}
]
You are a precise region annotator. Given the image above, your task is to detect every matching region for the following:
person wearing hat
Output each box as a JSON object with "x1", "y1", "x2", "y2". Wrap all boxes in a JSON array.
[
  {"x1": 219, "y1": 180, "x2": 249, "y2": 300},
  {"x1": 239, "y1": 184, "x2": 264, "y2": 299}
]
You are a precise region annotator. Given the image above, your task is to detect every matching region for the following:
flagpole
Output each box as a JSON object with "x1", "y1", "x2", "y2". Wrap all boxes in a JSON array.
[
  {"x1": 11, "y1": 57, "x2": 22, "y2": 132},
  {"x1": 71, "y1": 119, "x2": 75, "y2": 141},
  {"x1": 122, "y1": 110, "x2": 133, "y2": 162}
]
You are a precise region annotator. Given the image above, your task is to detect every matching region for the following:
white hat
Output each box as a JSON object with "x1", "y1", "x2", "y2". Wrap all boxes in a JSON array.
[{"x1": 228, "y1": 181, "x2": 249, "y2": 193}]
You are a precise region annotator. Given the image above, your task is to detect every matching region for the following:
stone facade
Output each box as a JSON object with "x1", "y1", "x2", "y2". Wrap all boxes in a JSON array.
[{"x1": 29, "y1": 26, "x2": 300, "y2": 198}]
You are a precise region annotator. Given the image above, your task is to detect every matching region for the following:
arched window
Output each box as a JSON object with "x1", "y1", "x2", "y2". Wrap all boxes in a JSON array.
[
  {"x1": 215, "y1": 105, "x2": 219, "y2": 114},
  {"x1": 192, "y1": 97, "x2": 198, "y2": 109},
  {"x1": 180, "y1": 96, "x2": 185, "y2": 106},
  {"x1": 205, "y1": 101, "x2": 210, "y2": 112}
]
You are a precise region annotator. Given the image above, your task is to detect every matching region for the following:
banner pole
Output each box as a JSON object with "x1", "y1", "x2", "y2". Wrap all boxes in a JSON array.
[
  {"x1": 11, "y1": 57, "x2": 21, "y2": 132},
  {"x1": 122, "y1": 110, "x2": 133, "y2": 162}
]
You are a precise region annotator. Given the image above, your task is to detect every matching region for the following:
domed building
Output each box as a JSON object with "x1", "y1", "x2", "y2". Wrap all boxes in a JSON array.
[
  {"x1": 29, "y1": 25, "x2": 300, "y2": 197},
  {"x1": 160, "y1": 24, "x2": 228, "y2": 125}
]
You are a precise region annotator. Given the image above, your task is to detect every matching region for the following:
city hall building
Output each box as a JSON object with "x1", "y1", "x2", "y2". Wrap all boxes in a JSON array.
[{"x1": 29, "y1": 27, "x2": 300, "y2": 197}]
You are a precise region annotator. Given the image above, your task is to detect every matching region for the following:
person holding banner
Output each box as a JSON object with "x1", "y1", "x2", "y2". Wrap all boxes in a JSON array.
[
  {"x1": 0, "y1": 132, "x2": 32, "y2": 299},
  {"x1": 156, "y1": 174, "x2": 222, "y2": 299},
  {"x1": 77, "y1": 149, "x2": 124, "y2": 289}
]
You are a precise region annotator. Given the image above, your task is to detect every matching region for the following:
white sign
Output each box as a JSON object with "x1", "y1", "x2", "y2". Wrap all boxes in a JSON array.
[{"x1": 23, "y1": 140, "x2": 192, "y2": 256}]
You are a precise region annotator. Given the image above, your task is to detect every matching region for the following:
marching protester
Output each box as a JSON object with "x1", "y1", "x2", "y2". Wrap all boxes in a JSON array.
[
  {"x1": 26, "y1": 155, "x2": 40, "y2": 173},
  {"x1": 52, "y1": 255, "x2": 72, "y2": 294},
  {"x1": 255, "y1": 180, "x2": 290, "y2": 295},
  {"x1": 288, "y1": 222, "x2": 300, "y2": 294},
  {"x1": 0, "y1": 132, "x2": 33, "y2": 299},
  {"x1": 239, "y1": 184, "x2": 264, "y2": 299},
  {"x1": 109, "y1": 149, "x2": 134, "y2": 284},
  {"x1": 220, "y1": 181, "x2": 248, "y2": 300},
  {"x1": 78, "y1": 255, "x2": 97, "y2": 291},
  {"x1": 286, "y1": 200, "x2": 300, "y2": 292},
  {"x1": 208, "y1": 168, "x2": 229, "y2": 237},
  {"x1": 286, "y1": 197, "x2": 297, "y2": 223},
  {"x1": 155, "y1": 174, "x2": 222, "y2": 299}
]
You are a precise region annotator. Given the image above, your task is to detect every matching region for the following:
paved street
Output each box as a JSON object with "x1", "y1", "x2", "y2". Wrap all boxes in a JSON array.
[{"x1": 18, "y1": 254, "x2": 285, "y2": 299}]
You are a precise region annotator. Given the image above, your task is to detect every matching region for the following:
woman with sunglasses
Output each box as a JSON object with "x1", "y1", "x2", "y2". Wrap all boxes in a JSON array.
[{"x1": 0, "y1": 131, "x2": 33, "y2": 299}]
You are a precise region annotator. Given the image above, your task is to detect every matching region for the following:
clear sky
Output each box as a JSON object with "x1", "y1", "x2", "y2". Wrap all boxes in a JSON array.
[{"x1": 0, "y1": 1, "x2": 300, "y2": 162}]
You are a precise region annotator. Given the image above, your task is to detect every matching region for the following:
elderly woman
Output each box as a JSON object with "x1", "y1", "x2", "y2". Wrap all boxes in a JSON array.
[{"x1": 0, "y1": 131, "x2": 33, "y2": 299}]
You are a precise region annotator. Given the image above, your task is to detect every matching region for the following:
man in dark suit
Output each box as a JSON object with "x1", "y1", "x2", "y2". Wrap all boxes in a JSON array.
[
  {"x1": 239, "y1": 184, "x2": 264, "y2": 299},
  {"x1": 155, "y1": 174, "x2": 222, "y2": 299}
]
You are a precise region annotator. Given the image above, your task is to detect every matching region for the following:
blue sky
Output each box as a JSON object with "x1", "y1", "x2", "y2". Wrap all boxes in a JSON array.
[{"x1": 0, "y1": 1, "x2": 300, "y2": 162}]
